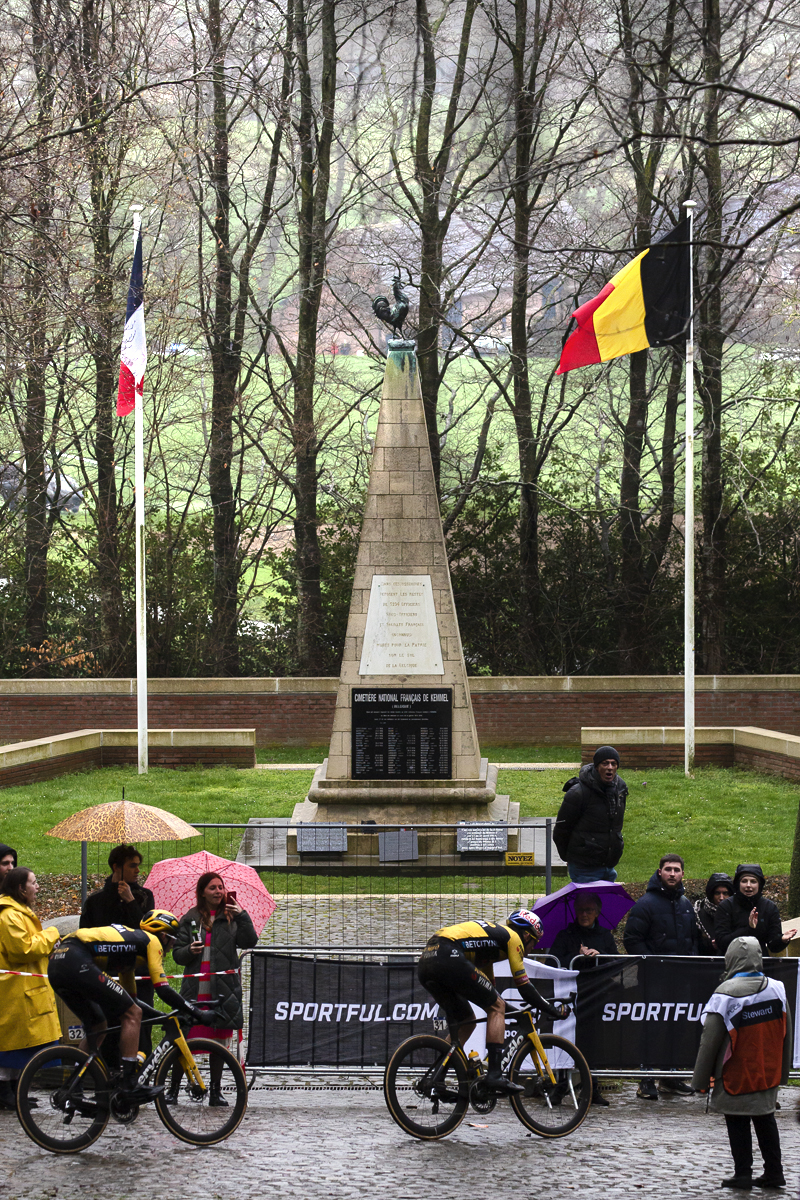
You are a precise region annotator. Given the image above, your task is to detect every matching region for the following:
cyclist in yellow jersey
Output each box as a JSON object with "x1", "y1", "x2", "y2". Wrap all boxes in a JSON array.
[
  {"x1": 418, "y1": 909, "x2": 567, "y2": 1094},
  {"x1": 48, "y1": 911, "x2": 215, "y2": 1103}
]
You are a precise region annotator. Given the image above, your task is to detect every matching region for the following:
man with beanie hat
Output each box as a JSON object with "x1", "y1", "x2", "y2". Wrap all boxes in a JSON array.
[
  {"x1": 715, "y1": 865, "x2": 796, "y2": 957},
  {"x1": 554, "y1": 746, "x2": 627, "y2": 883}
]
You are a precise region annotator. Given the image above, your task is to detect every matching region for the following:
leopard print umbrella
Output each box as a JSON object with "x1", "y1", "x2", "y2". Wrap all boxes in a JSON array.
[{"x1": 46, "y1": 800, "x2": 199, "y2": 842}]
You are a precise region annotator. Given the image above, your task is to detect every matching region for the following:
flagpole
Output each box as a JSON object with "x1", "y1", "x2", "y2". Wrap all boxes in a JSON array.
[
  {"x1": 130, "y1": 203, "x2": 148, "y2": 775},
  {"x1": 683, "y1": 199, "x2": 697, "y2": 778}
]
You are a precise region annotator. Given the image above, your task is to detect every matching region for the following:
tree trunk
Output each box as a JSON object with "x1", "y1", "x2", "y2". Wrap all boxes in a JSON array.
[
  {"x1": 698, "y1": 0, "x2": 727, "y2": 673},
  {"x1": 207, "y1": 0, "x2": 239, "y2": 675},
  {"x1": 616, "y1": 349, "x2": 650, "y2": 670},
  {"x1": 292, "y1": 0, "x2": 335, "y2": 674},
  {"x1": 22, "y1": 0, "x2": 57, "y2": 664}
]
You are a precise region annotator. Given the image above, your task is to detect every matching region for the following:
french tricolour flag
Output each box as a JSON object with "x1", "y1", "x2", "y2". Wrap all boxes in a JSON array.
[{"x1": 117, "y1": 232, "x2": 147, "y2": 417}]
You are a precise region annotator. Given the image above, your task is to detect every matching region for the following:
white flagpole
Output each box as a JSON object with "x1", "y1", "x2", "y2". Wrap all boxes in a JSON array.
[
  {"x1": 131, "y1": 203, "x2": 148, "y2": 775},
  {"x1": 683, "y1": 199, "x2": 697, "y2": 777}
]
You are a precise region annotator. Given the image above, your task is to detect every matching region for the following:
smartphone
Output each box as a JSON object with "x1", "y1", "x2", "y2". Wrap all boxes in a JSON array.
[{"x1": 226, "y1": 891, "x2": 237, "y2": 905}]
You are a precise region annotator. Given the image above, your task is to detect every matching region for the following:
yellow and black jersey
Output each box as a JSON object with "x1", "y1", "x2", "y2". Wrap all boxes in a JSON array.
[
  {"x1": 61, "y1": 924, "x2": 168, "y2": 993},
  {"x1": 432, "y1": 921, "x2": 529, "y2": 985}
]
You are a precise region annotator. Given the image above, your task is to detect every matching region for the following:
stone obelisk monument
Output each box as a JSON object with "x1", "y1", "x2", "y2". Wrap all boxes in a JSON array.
[{"x1": 295, "y1": 337, "x2": 515, "y2": 827}]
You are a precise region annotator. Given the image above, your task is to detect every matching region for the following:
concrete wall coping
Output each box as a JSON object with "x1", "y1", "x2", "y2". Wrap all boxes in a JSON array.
[
  {"x1": 0, "y1": 674, "x2": 799, "y2": 696},
  {"x1": 0, "y1": 728, "x2": 256, "y2": 769},
  {"x1": 581, "y1": 725, "x2": 800, "y2": 759}
]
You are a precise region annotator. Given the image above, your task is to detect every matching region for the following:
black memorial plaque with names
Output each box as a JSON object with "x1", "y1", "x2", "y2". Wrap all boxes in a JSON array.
[{"x1": 351, "y1": 689, "x2": 452, "y2": 780}]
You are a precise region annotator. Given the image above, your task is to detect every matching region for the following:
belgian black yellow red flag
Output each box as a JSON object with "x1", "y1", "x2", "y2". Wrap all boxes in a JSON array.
[{"x1": 557, "y1": 221, "x2": 690, "y2": 374}]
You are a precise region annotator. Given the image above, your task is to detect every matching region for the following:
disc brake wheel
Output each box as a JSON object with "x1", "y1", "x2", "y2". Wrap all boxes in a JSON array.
[
  {"x1": 16, "y1": 1046, "x2": 109, "y2": 1153},
  {"x1": 508, "y1": 1033, "x2": 592, "y2": 1137},
  {"x1": 384, "y1": 1035, "x2": 468, "y2": 1140},
  {"x1": 153, "y1": 1039, "x2": 247, "y2": 1146}
]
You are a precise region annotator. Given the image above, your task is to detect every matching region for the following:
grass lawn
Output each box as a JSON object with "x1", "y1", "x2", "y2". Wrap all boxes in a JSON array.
[
  {"x1": 255, "y1": 742, "x2": 582, "y2": 764},
  {"x1": 1, "y1": 761, "x2": 797, "y2": 888}
]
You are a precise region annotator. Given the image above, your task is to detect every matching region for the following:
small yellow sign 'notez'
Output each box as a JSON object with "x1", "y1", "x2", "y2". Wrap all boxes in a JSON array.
[{"x1": 504, "y1": 852, "x2": 536, "y2": 866}]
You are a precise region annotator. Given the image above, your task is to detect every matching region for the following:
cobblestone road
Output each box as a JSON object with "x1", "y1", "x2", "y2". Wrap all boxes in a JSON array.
[{"x1": 0, "y1": 1083, "x2": 797, "y2": 1200}]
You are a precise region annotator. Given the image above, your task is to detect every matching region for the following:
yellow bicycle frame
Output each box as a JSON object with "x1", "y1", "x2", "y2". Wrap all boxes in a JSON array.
[
  {"x1": 167, "y1": 1015, "x2": 207, "y2": 1092},
  {"x1": 516, "y1": 1012, "x2": 557, "y2": 1085}
]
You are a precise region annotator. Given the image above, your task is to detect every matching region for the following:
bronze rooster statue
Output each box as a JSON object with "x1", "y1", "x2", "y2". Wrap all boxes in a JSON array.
[{"x1": 372, "y1": 275, "x2": 410, "y2": 339}]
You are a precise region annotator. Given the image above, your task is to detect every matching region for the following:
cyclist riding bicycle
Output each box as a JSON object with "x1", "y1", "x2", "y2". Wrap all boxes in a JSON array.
[
  {"x1": 48, "y1": 910, "x2": 216, "y2": 1103},
  {"x1": 417, "y1": 909, "x2": 568, "y2": 1095}
]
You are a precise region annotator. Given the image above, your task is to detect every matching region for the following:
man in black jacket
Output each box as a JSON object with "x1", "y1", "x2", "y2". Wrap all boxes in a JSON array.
[
  {"x1": 623, "y1": 853, "x2": 699, "y2": 1100},
  {"x1": 554, "y1": 746, "x2": 627, "y2": 883},
  {"x1": 80, "y1": 844, "x2": 155, "y2": 929},
  {"x1": 80, "y1": 844, "x2": 156, "y2": 1055}
]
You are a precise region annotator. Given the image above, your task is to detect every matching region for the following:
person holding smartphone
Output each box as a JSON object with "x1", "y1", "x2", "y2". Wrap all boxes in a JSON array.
[{"x1": 171, "y1": 871, "x2": 258, "y2": 1106}]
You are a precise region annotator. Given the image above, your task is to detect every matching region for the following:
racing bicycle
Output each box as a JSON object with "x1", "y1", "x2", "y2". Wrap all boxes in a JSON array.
[
  {"x1": 15, "y1": 1006, "x2": 247, "y2": 1153},
  {"x1": 384, "y1": 998, "x2": 591, "y2": 1140}
]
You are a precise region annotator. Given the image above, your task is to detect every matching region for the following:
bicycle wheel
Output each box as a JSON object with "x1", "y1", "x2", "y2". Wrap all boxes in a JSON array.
[
  {"x1": 384, "y1": 1035, "x2": 469, "y2": 1140},
  {"x1": 509, "y1": 1033, "x2": 591, "y2": 1137},
  {"x1": 16, "y1": 1046, "x2": 109, "y2": 1154},
  {"x1": 153, "y1": 1039, "x2": 247, "y2": 1146}
]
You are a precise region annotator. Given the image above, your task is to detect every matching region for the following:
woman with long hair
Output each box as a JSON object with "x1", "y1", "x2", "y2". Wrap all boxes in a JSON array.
[
  {"x1": 0, "y1": 867, "x2": 61, "y2": 1108},
  {"x1": 171, "y1": 871, "x2": 257, "y2": 1105}
]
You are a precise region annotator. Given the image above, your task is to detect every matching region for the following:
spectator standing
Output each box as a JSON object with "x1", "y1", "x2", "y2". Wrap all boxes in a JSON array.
[
  {"x1": 554, "y1": 746, "x2": 628, "y2": 883},
  {"x1": 80, "y1": 843, "x2": 155, "y2": 929},
  {"x1": 80, "y1": 844, "x2": 155, "y2": 1054},
  {"x1": 171, "y1": 872, "x2": 258, "y2": 1106},
  {"x1": 623, "y1": 854, "x2": 699, "y2": 1100},
  {"x1": 715, "y1": 865, "x2": 796, "y2": 958},
  {"x1": 694, "y1": 873, "x2": 734, "y2": 954},
  {"x1": 692, "y1": 936, "x2": 791, "y2": 1190},
  {"x1": 550, "y1": 892, "x2": 617, "y2": 1108},
  {"x1": 0, "y1": 845, "x2": 17, "y2": 881},
  {"x1": 0, "y1": 868, "x2": 61, "y2": 1109}
]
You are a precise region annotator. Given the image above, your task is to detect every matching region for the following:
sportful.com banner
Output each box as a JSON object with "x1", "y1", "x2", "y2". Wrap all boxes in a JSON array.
[{"x1": 246, "y1": 951, "x2": 800, "y2": 1070}]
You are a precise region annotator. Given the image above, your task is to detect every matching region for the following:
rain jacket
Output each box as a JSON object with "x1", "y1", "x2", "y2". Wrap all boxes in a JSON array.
[
  {"x1": 174, "y1": 906, "x2": 258, "y2": 1030},
  {"x1": 0, "y1": 896, "x2": 61, "y2": 1051},
  {"x1": 622, "y1": 870, "x2": 699, "y2": 956},
  {"x1": 714, "y1": 864, "x2": 785, "y2": 956},
  {"x1": 692, "y1": 937, "x2": 792, "y2": 1115},
  {"x1": 553, "y1": 764, "x2": 627, "y2": 869}
]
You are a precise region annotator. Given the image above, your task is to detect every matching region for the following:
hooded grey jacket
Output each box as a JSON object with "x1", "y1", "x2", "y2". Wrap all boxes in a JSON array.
[{"x1": 691, "y1": 937, "x2": 792, "y2": 1115}]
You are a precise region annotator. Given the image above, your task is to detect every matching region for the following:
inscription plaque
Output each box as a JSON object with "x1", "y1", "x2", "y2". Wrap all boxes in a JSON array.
[
  {"x1": 456, "y1": 823, "x2": 508, "y2": 855},
  {"x1": 359, "y1": 575, "x2": 444, "y2": 675},
  {"x1": 351, "y1": 688, "x2": 452, "y2": 779}
]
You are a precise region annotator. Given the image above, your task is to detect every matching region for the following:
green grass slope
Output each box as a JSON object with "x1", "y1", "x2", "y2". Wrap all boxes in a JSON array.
[{"x1": 0, "y1": 762, "x2": 796, "y2": 886}]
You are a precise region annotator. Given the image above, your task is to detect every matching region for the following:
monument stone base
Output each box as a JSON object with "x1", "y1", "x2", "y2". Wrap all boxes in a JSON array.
[{"x1": 294, "y1": 756, "x2": 518, "y2": 823}]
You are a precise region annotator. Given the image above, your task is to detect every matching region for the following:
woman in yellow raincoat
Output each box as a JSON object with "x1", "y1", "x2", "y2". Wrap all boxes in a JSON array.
[{"x1": 0, "y1": 868, "x2": 61, "y2": 1109}]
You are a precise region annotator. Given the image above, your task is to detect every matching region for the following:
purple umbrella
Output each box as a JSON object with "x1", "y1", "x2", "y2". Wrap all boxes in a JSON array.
[{"x1": 532, "y1": 881, "x2": 635, "y2": 948}]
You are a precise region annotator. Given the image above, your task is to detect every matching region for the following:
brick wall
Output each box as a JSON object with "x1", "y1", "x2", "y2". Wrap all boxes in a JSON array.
[
  {"x1": 0, "y1": 731, "x2": 256, "y2": 790},
  {"x1": 473, "y1": 690, "x2": 800, "y2": 745},
  {"x1": 580, "y1": 743, "x2": 735, "y2": 769},
  {"x1": 1, "y1": 678, "x2": 800, "y2": 748}
]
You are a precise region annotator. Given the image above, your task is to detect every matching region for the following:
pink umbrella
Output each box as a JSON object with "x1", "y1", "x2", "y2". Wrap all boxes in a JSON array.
[{"x1": 144, "y1": 851, "x2": 276, "y2": 936}]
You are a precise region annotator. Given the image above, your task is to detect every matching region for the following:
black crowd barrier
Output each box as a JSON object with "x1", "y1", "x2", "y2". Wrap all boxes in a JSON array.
[
  {"x1": 245, "y1": 949, "x2": 800, "y2": 1072},
  {"x1": 569, "y1": 955, "x2": 799, "y2": 1071}
]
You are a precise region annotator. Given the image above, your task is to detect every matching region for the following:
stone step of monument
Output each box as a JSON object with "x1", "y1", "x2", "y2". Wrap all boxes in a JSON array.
[{"x1": 235, "y1": 810, "x2": 565, "y2": 871}]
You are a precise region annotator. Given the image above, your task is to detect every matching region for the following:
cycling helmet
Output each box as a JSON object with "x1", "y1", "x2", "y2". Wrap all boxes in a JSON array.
[
  {"x1": 140, "y1": 910, "x2": 180, "y2": 938},
  {"x1": 507, "y1": 909, "x2": 543, "y2": 941}
]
